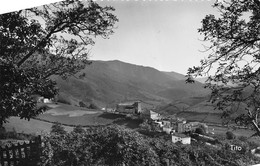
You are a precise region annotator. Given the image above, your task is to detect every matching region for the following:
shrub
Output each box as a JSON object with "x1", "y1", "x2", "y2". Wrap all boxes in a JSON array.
[
  {"x1": 40, "y1": 125, "x2": 260, "y2": 166},
  {"x1": 194, "y1": 127, "x2": 206, "y2": 135},
  {"x1": 72, "y1": 125, "x2": 85, "y2": 134},
  {"x1": 79, "y1": 101, "x2": 87, "y2": 107},
  {"x1": 50, "y1": 123, "x2": 67, "y2": 135},
  {"x1": 226, "y1": 131, "x2": 236, "y2": 140},
  {"x1": 41, "y1": 125, "x2": 160, "y2": 166},
  {"x1": 88, "y1": 103, "x2": 98, "y2": 109}
]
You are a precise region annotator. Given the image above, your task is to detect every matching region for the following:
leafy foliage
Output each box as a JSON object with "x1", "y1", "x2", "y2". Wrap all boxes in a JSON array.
[
  {"x1": 88, "y1": 103, "x2": 99, "y2": 109},
  {"x1": 50, "y1": 122, "x2": 67, "y2": 135},
  {"x1": 0, "y1": 0, "x2": 118, "y2": 125},
  {"x1": 187, "y1": 0, "x2": 260, "y2": 136},
  {"x1": 226, "y1": 131, "x2": 236, "y2": 140},
  {"x1": 72, "y1": 125, "x2": 85, "y2": 134},
  {"x1": 195, "y1": 127, "x2": 206, "y2": 135},
  {"x1": 41, "y1": 125, "x2": 260, "y2": 166},
  {"x1": 0, "y1": 62, "x2": 56, "y2": 125},
  {"x1": 42, "y1": 125, "x2": 159, "y2": 166}
]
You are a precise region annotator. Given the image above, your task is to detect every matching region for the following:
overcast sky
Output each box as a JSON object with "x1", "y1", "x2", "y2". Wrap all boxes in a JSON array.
[
  {"x1": 90, "y1": 0, "x2": 219, "y2": 74},
  {"x1": 1, "y1": 0, "x2": 219, "y2": 75}
]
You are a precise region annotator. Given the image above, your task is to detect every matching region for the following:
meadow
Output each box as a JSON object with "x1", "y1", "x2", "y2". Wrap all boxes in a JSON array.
[
  {"x1": 3, "y1": 102, "x2": 259, "y2": 143},
  {"x1": 3, "y1": 103, "x2": 138, "y2": 134}
]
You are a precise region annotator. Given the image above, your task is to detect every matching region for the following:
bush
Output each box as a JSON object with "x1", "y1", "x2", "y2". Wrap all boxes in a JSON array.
[
  {"x1": 226, "y1": 131, "x2": 236, "y2": 140},
  {"x1": 88, "y1": 103, "x2": 98, "y2": 109},
  {"x1": 50, "y1": 123, "x2": 67, "y2": 135},
  {"x1": 41, "y1": 125, "x2": 160, "y2": 166},
  {"x1": 79, "y1": 101, "x2": 87, "y2": 107},
  {"x1": 40, "y1": 125, "x2": 260, "y2": 166},
  {"x1": 194, "y1": 127, "x2": 206, "y2": 135},
  {"x1": 72, "y1": 125, "x2": 85, "y2": 134}
]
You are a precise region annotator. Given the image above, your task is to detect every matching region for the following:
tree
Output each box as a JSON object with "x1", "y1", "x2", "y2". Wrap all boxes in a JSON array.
[
  {"x1": 187, "y1": 0, "x2": 260, "y2": 136},
  {"x1": 43, "y1": 125, "x2": 159, "y2": 166},
  {"x1": 88, "y1": 103, "x2": 99, "y2": 109},
  {"x1": 194, "y1": 127, "x2": 206, "y2": 135},
  {"x1": 72, "y1": 125, "x2": 85, "y2": 134},
  {"x1": 226, "y1": 131, "x2": 236, "y2": 140},
  {"x1": 0, "y1": 0, "x2": 118, "y2": 125},
  {"x1": 50, "y1": 122, "x2": 67, "y2": 135}
]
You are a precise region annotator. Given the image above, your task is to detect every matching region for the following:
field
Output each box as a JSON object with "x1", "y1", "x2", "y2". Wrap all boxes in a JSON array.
[
  {"x1": 36, "y1": 103, "x2": 125, "y2": 125},
  {"x1": 178, "y1": 112, "x2": 223, "y2": 124},
  {"x1": 3, "y1": 117, "x2": 74, "y2": 134},
  {"x1": 3, "y1": 102, "x2": 260, "y2": 144},
  {"x1": 3, "y1": 103, "x2": 141, "y2": 134}
]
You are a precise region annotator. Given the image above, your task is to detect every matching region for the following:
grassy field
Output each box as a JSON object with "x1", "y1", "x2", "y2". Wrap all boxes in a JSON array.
[
  {"x1": 3, "y1": 103, "x2": 140, "y2": 134},
  {"x1": 37, "y1": 112, "x2": 122, "y2": 126},
  {"x1": 37, "y1": 103, "x2": 125, "y2": 126},
  {"x1": 3, "y1": 117, "x2": 74, "y2": 134},
  {"x1": 177, "y1": 112, "x2": 223, "y2": 124}
]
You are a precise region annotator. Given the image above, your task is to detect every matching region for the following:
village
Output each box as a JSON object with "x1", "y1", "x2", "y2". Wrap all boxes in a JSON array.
[
  {"x1": 112, "y1": 101, "x2": 260, "y2": 160},
  {"x1": 108, "y1": 100, "x2": 218, "y2": 146}
]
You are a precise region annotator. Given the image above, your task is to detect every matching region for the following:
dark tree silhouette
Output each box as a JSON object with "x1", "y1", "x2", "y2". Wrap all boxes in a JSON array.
[
  {"x1": 0, "y1": 0, "x2": 118, "y2": 125},
  {"x1": 187, "y1": 0, "x2": 260, "y2": 136}
]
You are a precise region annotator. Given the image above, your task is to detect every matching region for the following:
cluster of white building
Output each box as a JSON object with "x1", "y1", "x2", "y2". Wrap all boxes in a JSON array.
[{"x1": 114, "y1": 101, "x2": 211, "y2": 145}]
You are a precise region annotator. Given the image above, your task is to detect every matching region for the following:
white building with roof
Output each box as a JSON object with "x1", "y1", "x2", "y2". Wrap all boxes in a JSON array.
[{"x1": 171, "y1": 133, "x2": 191, "y2": 144}]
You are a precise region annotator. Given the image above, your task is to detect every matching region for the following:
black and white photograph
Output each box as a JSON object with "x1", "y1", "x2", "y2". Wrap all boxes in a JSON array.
[{"x1": 1, "y1": 0, "x2": 260, "y2": 165}]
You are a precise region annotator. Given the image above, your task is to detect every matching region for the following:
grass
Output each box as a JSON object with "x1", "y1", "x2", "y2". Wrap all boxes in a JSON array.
[
  {"x1": 3, "y1": 117, "x2": 74, "y2": 134},
  {"x1": 177, "y1": 112, "x2": 223, "y2": 124},
  {"x1": 37, "y1": 112, "x2": 124, "y2": 126},
  {"x1": 3, "y1": 103, "x2": 132, "y2": 134},
  {"x1": 36, "y1": 103, "x2": 121, "y2": 126}
]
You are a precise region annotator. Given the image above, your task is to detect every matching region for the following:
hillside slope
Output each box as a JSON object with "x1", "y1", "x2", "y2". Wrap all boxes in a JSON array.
[{"x1": 54, "y1": 60, "x2": 209, "y2": 108}]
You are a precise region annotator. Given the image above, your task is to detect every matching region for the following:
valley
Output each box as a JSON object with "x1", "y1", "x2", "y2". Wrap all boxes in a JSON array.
[{"x1": 3, "y1": 60, "x2": 255, "y2": 139}]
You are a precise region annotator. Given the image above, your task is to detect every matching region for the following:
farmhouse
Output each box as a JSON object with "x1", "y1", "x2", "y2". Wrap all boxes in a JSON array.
[
  {"x1": 161, "y1": 120, "x2": 172, "y2": 127},
  {"x1": 163, "y1": 126, "x2": 175, "y2": 134},
  {"x1": 171, "y1": 133, "x2": 191, "y2": 144},
  {"x1": 32, "y1": 95, "x2": 53, "y2": 103},
  {"x1": 141, "y1": 109, "x2": 161, "y2": 120},
  {"x1": 116, "y1": 101, "x2": 141, "y2": 114},
  {"x1": 43, "y1": 98, "x2": 52, "y2": 103},
  {"x1": 177, "y1": 121, "x2": 188, "y2": 133}
]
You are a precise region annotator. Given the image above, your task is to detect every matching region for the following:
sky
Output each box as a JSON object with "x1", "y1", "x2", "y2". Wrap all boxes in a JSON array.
[
  {"x1": 1, "y1": 0, "x2": 219, "y2": 75},
  {"x1": 90, "y1": 0, "x2": 219, "y2": 74}
]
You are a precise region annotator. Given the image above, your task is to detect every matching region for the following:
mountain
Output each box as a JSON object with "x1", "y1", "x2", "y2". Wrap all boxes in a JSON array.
[
  {"x1": 163, "y1": 71, "x2": 186, "y2": 80},
  {"x1": 54, "y1": 60, "x2": 209, "y2": 108},
  {"x1": 195, "y1": 77, "x2": 208, "y2": 84}
]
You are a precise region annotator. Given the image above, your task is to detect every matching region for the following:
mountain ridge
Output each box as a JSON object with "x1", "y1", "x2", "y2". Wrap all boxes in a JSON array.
[{"x1": 54, "y1": 60, "x2": 209, "y2": 108}]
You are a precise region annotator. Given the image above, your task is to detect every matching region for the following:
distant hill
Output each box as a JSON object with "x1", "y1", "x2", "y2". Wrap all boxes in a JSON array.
[
  {"x1": 195, "y1": 77, "x2": 208, "y2": 83},
  {"x1": 53, "y1": 60, "x2": 209, "y2": 108},
  {"x1": 163, "y1": 71, "x2": 186, "y2": 80}
]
